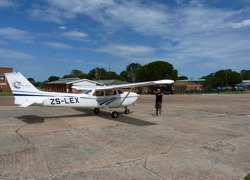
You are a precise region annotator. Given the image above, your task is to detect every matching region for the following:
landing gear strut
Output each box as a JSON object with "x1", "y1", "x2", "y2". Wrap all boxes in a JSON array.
[{"x1": 124, "y1": 107, "x2": 130, "y2": 114}]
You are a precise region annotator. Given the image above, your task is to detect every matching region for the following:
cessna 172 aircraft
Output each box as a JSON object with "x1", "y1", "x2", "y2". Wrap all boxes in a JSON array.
[{"x1": 5, "y1": 72, "x2": 174, "y2": 118}]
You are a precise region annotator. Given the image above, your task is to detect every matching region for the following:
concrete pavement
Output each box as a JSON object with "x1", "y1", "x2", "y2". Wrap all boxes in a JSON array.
[{"x1": 0, "y1": 94, "x2": 249, "y2": 179}]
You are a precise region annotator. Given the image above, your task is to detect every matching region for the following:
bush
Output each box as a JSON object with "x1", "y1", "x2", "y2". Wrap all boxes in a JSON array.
[{"x1": 245, "y1": 173, "x2": 250, "y2": 180}]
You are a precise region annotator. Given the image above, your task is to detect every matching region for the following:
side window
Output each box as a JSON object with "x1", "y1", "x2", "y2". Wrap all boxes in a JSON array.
[
  {"x1": 94, "y1": 90, "x2": 104, "y2": 96},
  {"x1": 118, "y1": 89, "x2": 124, "y2": 94},
  {"x1": 105, "y1": 90, "x2": 113, "y2": 96}
]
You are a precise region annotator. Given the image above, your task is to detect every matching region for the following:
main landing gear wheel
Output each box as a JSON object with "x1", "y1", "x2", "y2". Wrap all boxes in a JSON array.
[
  {"x1": 93, "y1": 108, "x2": 100, "y2": 114},
  {"x1": 111, "y1": 111, "x2": 119, "y2": 118},
  {"x1": 124, "y1": 109, "x2": 130, "y2": 114}
]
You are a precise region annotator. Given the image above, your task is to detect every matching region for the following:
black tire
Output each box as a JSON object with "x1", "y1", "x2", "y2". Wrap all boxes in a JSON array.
[
  {"x1": 124, "y1": 109, "x2": 130, "y2": 114},
  {"x1": 111, "y1": 111, "x2": 119, "y2": 118},
  {"x1": 94, "y1": 108, "x2": 100, "y2": 114}
]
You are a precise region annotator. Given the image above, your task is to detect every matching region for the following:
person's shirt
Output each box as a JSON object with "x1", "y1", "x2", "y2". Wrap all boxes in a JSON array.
[{"x1": 155, "y1": 92, "x2": 163, "y2": 103}]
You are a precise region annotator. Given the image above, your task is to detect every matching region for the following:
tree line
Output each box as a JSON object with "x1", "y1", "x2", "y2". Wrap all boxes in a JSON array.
[{"x1": 28, "y1": 60, "x2": 250, "y2": 90}]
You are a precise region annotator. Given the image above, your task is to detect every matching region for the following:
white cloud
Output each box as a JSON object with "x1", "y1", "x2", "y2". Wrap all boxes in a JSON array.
[
  {"x1": 28, "y1": 0, "x2": 244, "y2": 38},
  {"x1": 0, "y1": 0, "x2": 15, "y2": 8},
  {"x1": 15, "y1": 0, "x2": 250, "y2": 77},
  {"x1": 28, "y1": 0, "x2": 114, "y2": 23},
  {"x1": 58, "y1": 26, "x2": 67, "y2": 30},
  {"x1": 233, "y1": 19, "x2": 250, "y2": 28},
  {"x1": 0, "y1": 48, "x2": 34, "y2": 60},
  {"x1": 63, "y1": 30, "x2": 88, "y2": 39},
  {"x1": 92, "y1": 44, "x2": 155, "y2": 58},
  {"x1": 0, "y1": 27, "x2": 34, "y2": 42},
  {"x1": 41, "y1": 42, "x2": 72, "y2": 49}
]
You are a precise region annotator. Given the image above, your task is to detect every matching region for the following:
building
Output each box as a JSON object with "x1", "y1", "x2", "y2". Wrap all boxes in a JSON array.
[
  {"x1": 0, "y1": 67, "x2": 13, "y2": 92},
  {"x1": 242, "y1": 80, "x2": 250, "y2": 90},
  {"x1": 173, "y1": 79, "x2": 204, "y2": 92},
  {"x1": 235, "y1": 80, "x2": 250, "y2": 91},
  {"x1": 44, "y1": 78, "x2": 103, "y2": 93}
]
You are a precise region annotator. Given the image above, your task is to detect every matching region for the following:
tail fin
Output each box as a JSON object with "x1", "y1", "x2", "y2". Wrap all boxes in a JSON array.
[{"x1": 5, "y1": 72, "x2": 41, "y2": 106}]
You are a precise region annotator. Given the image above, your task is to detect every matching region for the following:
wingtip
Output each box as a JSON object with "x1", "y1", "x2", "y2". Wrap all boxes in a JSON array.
[{"x1": 155, "y1": 80, "x2": 174, "y2": 84}]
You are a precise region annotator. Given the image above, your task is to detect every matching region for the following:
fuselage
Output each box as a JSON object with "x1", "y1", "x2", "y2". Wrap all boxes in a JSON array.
[{"x1": 15, "y1": 88, "x2": 139, "y2": 108}]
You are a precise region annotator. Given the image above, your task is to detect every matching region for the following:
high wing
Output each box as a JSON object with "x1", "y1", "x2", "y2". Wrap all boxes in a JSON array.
[{"x1": 72, "y1": 79, "x2": 174, "y2": 91}]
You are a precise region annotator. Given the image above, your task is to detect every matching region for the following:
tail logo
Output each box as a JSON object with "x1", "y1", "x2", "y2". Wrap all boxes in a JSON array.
[{"x1": 13, "y1": 81, "x2": 22, "y2": 89}]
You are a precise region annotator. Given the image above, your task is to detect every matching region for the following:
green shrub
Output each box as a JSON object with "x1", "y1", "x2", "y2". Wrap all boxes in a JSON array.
[{"x1": 245, "y1": 173, "x2": 250, "y2": 180}]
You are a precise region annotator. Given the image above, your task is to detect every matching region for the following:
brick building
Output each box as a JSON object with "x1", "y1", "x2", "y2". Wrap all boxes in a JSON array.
[
  {"x1": 173, "y1": 80, "x2": 204, "y2": 92},
  {"x1": 0, "y1": 67, "x2": 13, "y2": 92}
]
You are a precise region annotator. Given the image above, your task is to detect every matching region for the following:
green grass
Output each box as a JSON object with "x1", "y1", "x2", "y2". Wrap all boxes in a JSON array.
[
  {"x1": 0, "y1": 92, "x2": 13, "y2": 96},
  {"x1": 245, "y1": 173, "x2": 250, "y2": 180},
  {"x1": 219, "y1": 91, "x2": 250, "y2": 94}
]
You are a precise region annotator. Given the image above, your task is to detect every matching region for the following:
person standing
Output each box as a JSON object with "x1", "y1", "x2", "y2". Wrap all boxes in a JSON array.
[{"x1": 155, "y1": 88, "x2": 164, "y2": 116}]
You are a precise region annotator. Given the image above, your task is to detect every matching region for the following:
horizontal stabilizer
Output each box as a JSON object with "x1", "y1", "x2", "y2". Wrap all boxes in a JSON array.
[{"x1": 20, "y1": 101, "x2": 35, "y2": 107}]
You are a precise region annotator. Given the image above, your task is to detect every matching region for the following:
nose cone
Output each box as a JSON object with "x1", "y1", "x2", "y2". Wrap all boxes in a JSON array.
[
  {"x1": 130, "y1": 92, "x2": 139, "y2": 103},
  {"x1": 131, "y1": 92, "x2": 139, "y2": 97}
]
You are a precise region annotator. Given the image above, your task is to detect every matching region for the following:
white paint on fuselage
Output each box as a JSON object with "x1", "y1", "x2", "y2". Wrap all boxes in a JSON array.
[{"x1": 42, "y1": 90, "x2": 139, "y2": 108}]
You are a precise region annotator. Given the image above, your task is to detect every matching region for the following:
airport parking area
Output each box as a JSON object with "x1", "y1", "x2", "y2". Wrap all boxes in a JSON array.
[{"x1": 0, "y1": 94, "x2": 250, "y2": 179}]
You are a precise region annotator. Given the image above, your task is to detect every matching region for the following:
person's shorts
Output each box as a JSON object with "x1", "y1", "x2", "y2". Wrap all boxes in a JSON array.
[{"x1": 155, "y1": 102, "x2": 162, "y2": 108}]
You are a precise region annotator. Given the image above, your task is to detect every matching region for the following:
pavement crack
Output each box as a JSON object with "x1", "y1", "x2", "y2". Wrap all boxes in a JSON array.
[
  {"x1": 11, "y1": 124, "x2": 36, "y2": 154},
  {"x1": 142, "y1": 157, "x2": 166, "y2": 180},
  {"x1": 15, "y1": 124, "x2": 34, "y2": 146}
]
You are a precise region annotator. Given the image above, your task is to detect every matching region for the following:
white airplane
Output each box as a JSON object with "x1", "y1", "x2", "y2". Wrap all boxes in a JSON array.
[{"x1": 5, "y1": 72, "x2": 174, "y2": 118}]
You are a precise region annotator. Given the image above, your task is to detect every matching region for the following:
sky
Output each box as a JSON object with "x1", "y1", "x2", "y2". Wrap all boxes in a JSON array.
[{"x1": 0, "y1": 0, "x2": 250, "y2": 81}]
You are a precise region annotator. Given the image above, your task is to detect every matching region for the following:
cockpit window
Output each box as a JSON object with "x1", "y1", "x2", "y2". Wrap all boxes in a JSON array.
[
  {"x1": 94, "y1": 90, "x2": 104, "y2": 96},
  {"x1": 118, "y1": 89, "x2": 124, "y2": 94},
  {"x1": 105, "y1": 90, "x2": 113, "y2": 96}
]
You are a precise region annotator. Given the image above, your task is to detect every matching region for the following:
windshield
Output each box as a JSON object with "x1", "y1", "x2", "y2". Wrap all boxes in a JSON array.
[
  {"x1": 84, "y1": 90, "x2": 92, "y2": 94},
  {"x1": 118, "y1": 89, "x2": 124, "y2": 94}
]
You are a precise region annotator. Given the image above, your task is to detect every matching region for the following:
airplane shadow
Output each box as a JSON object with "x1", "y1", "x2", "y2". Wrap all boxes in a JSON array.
[
  {"x1": 16, "y1": 108, "x2": 157, "y2": 127},
  {"x1": 17, "y1": 115, "x2": 45, "y2": 124},
  {"x1": 73, "y1": 107, "x2": 157, "y2": 127}
]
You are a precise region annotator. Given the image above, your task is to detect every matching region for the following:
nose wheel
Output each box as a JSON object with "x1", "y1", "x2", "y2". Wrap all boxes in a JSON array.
[
  {"x1": 111, "y1": 111, "x2": 119, "y2": 118},
  {"x1": 93, "y1": 108, "x2": 100, "y2": 114}
]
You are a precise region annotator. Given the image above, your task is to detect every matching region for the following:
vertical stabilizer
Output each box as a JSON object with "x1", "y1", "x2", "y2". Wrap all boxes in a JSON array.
[{"x1": 5, "y1": 72, "x2": 41, "y2": 106}]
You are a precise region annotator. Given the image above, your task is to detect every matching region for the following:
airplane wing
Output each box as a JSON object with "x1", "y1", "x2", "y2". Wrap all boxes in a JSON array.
[{"x1": 72, "y1": 79, "x2": 174, "y2": 90}]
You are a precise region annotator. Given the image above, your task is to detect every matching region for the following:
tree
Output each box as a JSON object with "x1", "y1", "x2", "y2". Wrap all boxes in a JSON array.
[
  {"x1": 177, "y1": 76, "x2": 188, "y2": 80},
  {"x1": 126, "y1": 63, "x2": 141, "y2": 83},
  {"x1": 48, "y1": 76, "x2": 60, "y2": 82},
  {"x1": 139, "y1": 61, "x2": 178, "y2": 81},
  {"x1": 241, "y1": 70, "x2": 250, "y2": 80},
  {"x1": 204, "y1": 69, "x2": 242, "y2": 89},
  {"x1": 106, "y1": 71, "x2": 120, "y2": 80},
  {"x1": 78, "y1": 73, "x2": 90, "y2": 79},
  {"x1": 63, "y1": 74, "x2": 73, "y2": 78},
  {"x1": 119, "y1": 70, "x2": 128, "y2": 81},
  {"x1": 88, "y1": 68, "x2": 108, "y2": 80},
  {"x1": 28, "y1": 78, "x2": 36, "y2": 85},
  {"x1": 70, "y1": 69, "x2": 84, "y2": 78}
]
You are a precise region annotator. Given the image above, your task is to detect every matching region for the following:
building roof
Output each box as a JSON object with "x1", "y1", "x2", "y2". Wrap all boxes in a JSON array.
[
  {"x1": 45, "y1": 78, "x2": 80, "y2": 84},
  {"x1": 45, "y1": 78, "x2": 103, "y2": 85},
  {"x1": 95, "y1": 79, "x2": 128, "y2": 85},
  {"x1": 240, "y1": 80, "x2": 250, "y2": 85}
]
